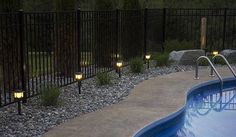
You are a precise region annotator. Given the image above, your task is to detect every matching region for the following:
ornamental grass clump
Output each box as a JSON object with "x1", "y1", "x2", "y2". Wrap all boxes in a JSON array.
[
  {"x1": 96, "y1": 72, "x2": 112, "y2": 86},
  {"x1": 41, "y1": 86, "x2": 61, "y2": 106},
  {"x1": 198, "y1": 55, "x2": 225, "y2": 66},
  {"x1": 130, "y1": 58, "x2": 144, "y2": 73},
  {"x1": 155, "y1": 53, "x2": 169, "y2": 67},
  {"x1": 165, "y1": 39, "x2": 195, "y2": 52}
]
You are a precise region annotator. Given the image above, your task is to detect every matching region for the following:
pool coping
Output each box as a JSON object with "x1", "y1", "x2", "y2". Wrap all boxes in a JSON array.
[{"x1": 133, "y1": 77, "x2": 236, "y2": 137}]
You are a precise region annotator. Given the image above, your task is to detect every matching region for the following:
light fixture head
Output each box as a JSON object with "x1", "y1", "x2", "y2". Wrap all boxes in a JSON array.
[
  {"x1": 212, "y1": 51, "x2": 219, "y2": 56},
  {"x1": 116, "y1": 61, "x2": 123, "y2": 68},
  {"x1": 145, "y1": 54, "x2": 151, "y2": 60},
  {"x1": 13, "y1": 90, "x2": 24, "y2": 100},
  {"x1": 75, "y1": 72, "x2": 83, "y2": 81}
]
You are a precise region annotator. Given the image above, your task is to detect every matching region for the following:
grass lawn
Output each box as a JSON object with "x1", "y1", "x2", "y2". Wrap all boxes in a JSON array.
[
  {"x1": 28, "y1": 52, "x2": 94, "y2": 77},
  {"x1": 28, "y1": 53, "x2": 53, "y2": 77},
  {"x1": 0, "y1": 51, "x2": 98, "y2": 87}
]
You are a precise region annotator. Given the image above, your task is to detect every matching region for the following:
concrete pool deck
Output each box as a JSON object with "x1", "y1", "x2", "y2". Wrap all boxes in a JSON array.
[{"x1": 44, "y1": 67, "x2": 232, "y2": 137}]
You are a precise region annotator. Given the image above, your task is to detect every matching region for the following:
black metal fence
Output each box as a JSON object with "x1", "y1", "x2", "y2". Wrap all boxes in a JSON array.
[
  {"x1": 165, "y1": 8, "x2": 236, "y2": 51},
  {"x1": 1, "y1": 8, "x2": 236, "y2": 107}
]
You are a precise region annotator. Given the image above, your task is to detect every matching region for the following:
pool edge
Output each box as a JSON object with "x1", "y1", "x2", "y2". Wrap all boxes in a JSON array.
[{"x1": 133, "y1": 77, "x2": 236, "y2": 137}]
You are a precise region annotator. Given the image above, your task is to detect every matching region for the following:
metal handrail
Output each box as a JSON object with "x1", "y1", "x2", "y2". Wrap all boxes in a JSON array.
[
  {"x1": 210, "y1": 54, "x2": 236, "y2": 77},
  {"x1": 195, "y1": 56, "x2": 223, "y2": 89}
]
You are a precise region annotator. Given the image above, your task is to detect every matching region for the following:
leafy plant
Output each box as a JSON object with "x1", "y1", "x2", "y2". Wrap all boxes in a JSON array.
[
  {"x1": 198, "y1": 55, "x2": 225, "y2": 66},
  {"x1": 214, "y1": 57, "x2": 225, "y2": 65},
  {"x1": 41, "y1": 86, "x2": 61, "y2": 106},
  {"x1": 129, "y1": 57, "x2": 144, "y2": 73},
  {"x1": 155, "y1": 53, "x2": 169, "y2": 66},
  {"x1": 96, "y1": 72, "x2": 112, "y2": 85},
  {"x1": 165, "y1": 39, "x2": 195, "y2": 52},
  {"x1": 198, "y1": 59, "x2": 209, "y2": 66}
]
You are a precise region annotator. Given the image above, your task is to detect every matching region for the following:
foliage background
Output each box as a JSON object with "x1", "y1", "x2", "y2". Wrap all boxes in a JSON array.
[{"x1": 2, "y1": 0, "x2": 236, "y2": 12}]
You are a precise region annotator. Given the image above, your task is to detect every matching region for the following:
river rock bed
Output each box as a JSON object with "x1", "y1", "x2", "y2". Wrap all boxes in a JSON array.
[{"x1": 0, "y1": 65, "x2": 197, "y2": 137}]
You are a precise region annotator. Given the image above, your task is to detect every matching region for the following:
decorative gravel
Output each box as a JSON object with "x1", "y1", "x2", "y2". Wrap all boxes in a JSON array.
[{"x1": 0, "y1": 64, "x2": 197, "y2": 137}]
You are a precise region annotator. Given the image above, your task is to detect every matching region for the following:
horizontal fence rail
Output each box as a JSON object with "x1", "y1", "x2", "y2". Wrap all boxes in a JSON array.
[{"x1": 1, "y1": 8, "x2": 236, "y2": 107}]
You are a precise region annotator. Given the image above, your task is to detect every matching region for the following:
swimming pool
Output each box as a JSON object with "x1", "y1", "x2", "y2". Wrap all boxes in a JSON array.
[{"x1": 134, "y1": 77, "x2": 236, "y2": 137}]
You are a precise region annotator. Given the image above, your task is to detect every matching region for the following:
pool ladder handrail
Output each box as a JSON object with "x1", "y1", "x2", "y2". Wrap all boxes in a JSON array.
[
  {"x1": 195, "y1": 56, "x2": 223, "y2": 89},
  {"x1": 210, "y1": 54, "x2": 236, "y2": 78}
]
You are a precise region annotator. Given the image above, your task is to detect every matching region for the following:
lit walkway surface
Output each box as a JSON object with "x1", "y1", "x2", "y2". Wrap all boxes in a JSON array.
[{"x1": 44, "y1": 67, "x2": 232, "y2": 137}]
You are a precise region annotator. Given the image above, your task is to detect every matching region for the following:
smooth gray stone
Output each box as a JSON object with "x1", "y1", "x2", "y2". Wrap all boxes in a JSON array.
[
  {"x1": 220, "y1": 49, "x2": 236, "y2": 63},
  {"x1": 169, "y1": 50, "x2": 205, "y2": 65}
]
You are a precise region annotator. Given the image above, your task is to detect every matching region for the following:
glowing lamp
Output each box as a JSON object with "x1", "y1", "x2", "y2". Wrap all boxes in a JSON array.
[
  {"x1": 111, "y1": 53, "x2": 120, "y2": 58},
  {"x1": 116, "y1": 54, "x2": 120, "y2": 58},
  {"x1": 213, "y1": 51, "x2": 219, "y2": 56},
  {"x1": 116, "y1": 61, "x2": 123, "y2": 78},
  {"x1": 116, "y1": 61, "x2": 123, "y2": 68},
  {"x1": 75, "y1": 72, "x2": 83, "y2": 94},
  {"x1": 145, "y1": 54, "x2": 151, "y2": 60},
  {"x1": 145, "y1": 54, "x2": 151, "y2": 69},
  {"x1": 75, "y1": 72, "x2": 83, "y2": 81},
  {"x1": 13, "y1": 90, "x2": 24, "y2": 100}
]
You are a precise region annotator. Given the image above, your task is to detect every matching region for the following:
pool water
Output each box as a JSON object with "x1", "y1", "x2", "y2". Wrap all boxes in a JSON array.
[
  {"x1": 134, "y1": 79, "x2": 236, "y2": 137},
  {"x1": 177, "y1": 89, "x2": 236, "y2": 137}
]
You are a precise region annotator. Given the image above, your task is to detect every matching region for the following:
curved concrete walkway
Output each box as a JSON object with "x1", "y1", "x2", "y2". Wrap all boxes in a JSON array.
[{"x1": 44, "y1": 67, "x2": 232, "y2": 137}]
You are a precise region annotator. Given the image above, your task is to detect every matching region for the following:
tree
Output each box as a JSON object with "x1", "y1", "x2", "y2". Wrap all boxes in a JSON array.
[
  {"x1": 23, "y1": 0, "x2": 53, "y2": 11},
  {"x1": 54, "y1": 0, "x2": 77, "y2": 11},
  {"x1": 78, "y1": 0, "x2": 94, "y2": 9},
  {"x1": 95, "y1": 0, "x2": 114, "y2": 9},
  {"x1": 0, "y1": 0, "x2": 22, "y2": 12},
  {"x1": 162, "y1": 0, "x2": 236, "y2": 8},
  {"x1": 123, "y1": 0, "x2": 141, "y2": 9}
]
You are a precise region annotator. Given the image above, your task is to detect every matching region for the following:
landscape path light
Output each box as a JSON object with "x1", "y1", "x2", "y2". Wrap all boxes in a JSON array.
[
  {"x1": 75, "y1": 72, "x2": 83, "y2": 94},
  {"x1": 145, "y1": 54, "x2": 151, "y2": 69},
  {"x1": 13, "y1": 90, "x2": 25, "y2": 115},
  {"x1": 213, "y1": 51, "x2": 219, "y2": 56},
  {"x1": 116, "y1": 61, "x2": 123, "y2": 78}
]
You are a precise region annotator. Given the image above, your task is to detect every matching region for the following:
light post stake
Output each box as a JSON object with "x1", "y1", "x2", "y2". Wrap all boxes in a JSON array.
[
  {"x1": 18, "y1": 101, "x2": 21, "y2": 115},
  {"x1": 13, "y1": 90, "x2": 25, "y2": 115}
]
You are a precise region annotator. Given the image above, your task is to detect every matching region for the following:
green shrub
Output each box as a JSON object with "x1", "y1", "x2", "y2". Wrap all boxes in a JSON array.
[
  {"x1": 214, "y1": 57, "x2": 225, "y2": 65},
  {"x1": 96, "y1": 72, "x2": 111, "y2": 85},
  {"x1": 198, "y1": 55, "x2": 225, "y2": 66},
  {"x1": 129, "y1": 58, "x2": 144, "y2": 73},
  {"x1": 41, "y1": 86, "x2": 61, "y2": 106},
  {"x1": 155, "y1": 53, "x2": 169, "y2": 66},
  {"x1": 198, "y1": 59, "x2": 209, "y2": 66},
  {"x1": 165, "y1": 39, "x2": 195, "y2": 52}
]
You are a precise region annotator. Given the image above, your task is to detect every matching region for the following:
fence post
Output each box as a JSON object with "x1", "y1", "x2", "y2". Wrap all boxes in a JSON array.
[
  {"x1": 161, "y1": 8, "x2": 166, "y2": 52},
  {"x1": 115, "y1": 9, "x2": 119, "y2": 72},
  {"x1": 162, "y1": 8, "x2": 166, "y2": 52},
  {"x1": 77, "y1": 8, "x2": 81, "y2": 73},
  {"x1": 222, "y1": 8, "x2": 227, "y2": 50},
  {"x1": 19, "y1": 9, "x2": 27, "y2": 103},
  {"x1": 144, "y1": 8, "x2": 148, "y2": 59},
  {"x1": 116, "y1": 9, "x2": 119, "y2": 62}
]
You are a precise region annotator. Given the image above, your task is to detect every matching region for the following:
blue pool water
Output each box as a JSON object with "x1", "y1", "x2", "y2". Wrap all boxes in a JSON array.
[
  {"x1": 134, "y1": 78, "x2": 236, "y2": 137},
  {"x1": 177, "y1": 89, "x2": 236, "y2": 137}
]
